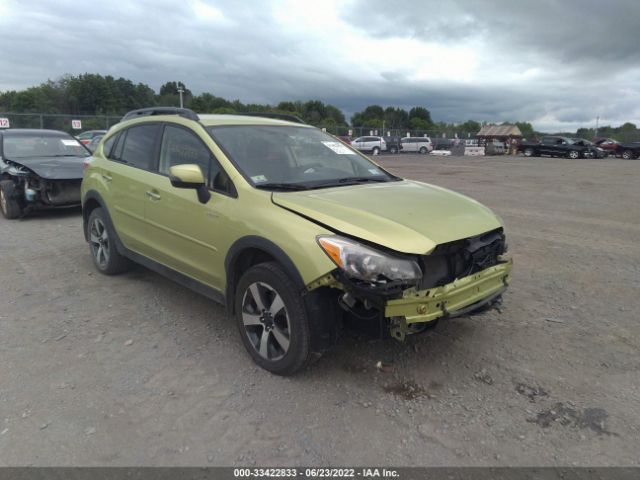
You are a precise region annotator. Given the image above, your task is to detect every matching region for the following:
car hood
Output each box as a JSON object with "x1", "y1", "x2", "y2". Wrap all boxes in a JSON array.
[
  {"x1": 5, "y1": 156, "x2": 86, "y2": 179},
  {"x1": 272, "y1": 180, "x2": 502, "y2": 254}
]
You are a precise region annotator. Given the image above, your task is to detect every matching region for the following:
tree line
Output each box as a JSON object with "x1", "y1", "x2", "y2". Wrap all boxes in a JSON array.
[
  {"x1": 575, "y1": 123, "x2": 639, "y2": 142},
  {"x1": 0, "y1": 73, "x2": 452, "y2": 131},
  {"x1": 2, "y1": 73, "x2": 638, "y2": 140},
  {"x1": 0, "y1": 74, "x2": 348, "y2": 127}
]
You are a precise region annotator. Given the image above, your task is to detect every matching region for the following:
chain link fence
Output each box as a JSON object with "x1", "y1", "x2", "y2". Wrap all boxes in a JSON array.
[
  {"x1": 320, "y1": 124, "x2": 477, "y2": 142},
  {"x1": 3, "y1": 112, "x2": 638, "y2": 144},
  {"x1": 0, "y1": 112, "x2": 122, "y2": 133},
  {"x1": 0, "y1": 113, "x2": 475, "y2": 141}
]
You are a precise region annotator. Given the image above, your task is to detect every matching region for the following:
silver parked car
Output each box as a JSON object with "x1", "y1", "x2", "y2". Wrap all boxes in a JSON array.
[
  {"x1": 350, "y1": 136, "x2": 387, "y2": 154},
  {"x1": 400, "y1": 137, "x2": 433, "y2": 154}
]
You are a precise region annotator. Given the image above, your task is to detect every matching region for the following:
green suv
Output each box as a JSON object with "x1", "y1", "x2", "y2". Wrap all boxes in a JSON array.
[{"x1": 81, "y1": 107, "x2": 512, "y2": 375}]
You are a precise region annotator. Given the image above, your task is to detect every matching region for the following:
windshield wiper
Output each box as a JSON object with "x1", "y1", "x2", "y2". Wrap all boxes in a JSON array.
[
  {"x1": 311, "y1": 177, "x2": 390, "y2": 188},
  {"x1": 254, "y1": 183, "x2": 309, "y2": 191}
]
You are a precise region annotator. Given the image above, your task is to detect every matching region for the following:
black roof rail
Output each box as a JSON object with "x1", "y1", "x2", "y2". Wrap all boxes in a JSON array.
[
  {"x1": 121, "y1": 107, "x2": 199, "y2": 122},
  {"x1": 236, "y1": 112, "x2": 306, "y2": 124}
]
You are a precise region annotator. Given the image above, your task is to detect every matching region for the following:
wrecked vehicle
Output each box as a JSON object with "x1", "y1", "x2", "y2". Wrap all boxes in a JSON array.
[
  {"x1": 82, "y1": 107, "x2": 512, "y2": 375},
  {"x1": 0, "y1": 129, "x2": 90, "y2": 219}
]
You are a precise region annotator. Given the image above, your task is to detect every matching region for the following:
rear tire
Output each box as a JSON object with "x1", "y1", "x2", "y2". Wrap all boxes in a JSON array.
[
  {"x1": 568, "y1": 150, "x2": 580, "y2": 159},
  {"x1": 87, "y1": 207, "x2": 131, "y2": 275},
  {"x1": 389, "y1": 146, "x2": 398, "y2": 154},
  {"x1": 419, "y1": 146, "x2": 428, "y2": 154},
  {"x1": 235, "y1": 262, "x2": 312, "y2": 375},
  {"x1": 523, "y1": 148, "x2": 535, "y2": 157},
  {"x1": 372, "y1": 147, "x2": 380, "y2": 155},
  {"x1": 0, "y1": 180, "x2": 22, "y2": 219},
  {"x1": 622, "y1": 149, "x2": 636, "y2": 160}
]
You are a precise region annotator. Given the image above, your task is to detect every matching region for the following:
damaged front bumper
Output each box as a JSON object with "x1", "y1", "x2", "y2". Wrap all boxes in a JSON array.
[{"x1": 384, "y1": 258, "x2": 512, "y2": 338}]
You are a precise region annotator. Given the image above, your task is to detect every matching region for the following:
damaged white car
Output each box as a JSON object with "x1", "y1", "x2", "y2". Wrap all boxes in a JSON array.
[{"x1": 0, "y1": 129, "x2": 90, "y2": 219}]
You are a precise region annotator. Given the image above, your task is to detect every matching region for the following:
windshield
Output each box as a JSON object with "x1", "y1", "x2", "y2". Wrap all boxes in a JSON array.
[
  {"x1": 2, "y1": 133, "x2": 90, "y2": 159},
  {"x1": 207, "y1": 125, "x2": 398, "y2": 190}
]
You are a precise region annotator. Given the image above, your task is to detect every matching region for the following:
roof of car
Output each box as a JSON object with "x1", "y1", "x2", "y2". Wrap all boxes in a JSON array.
[
  {"x1": 0, "y1": 128, "x2": 70, "y2": 137},
  {"x1": 197, "y1": 114, "x2": 310, "y2": 127}
]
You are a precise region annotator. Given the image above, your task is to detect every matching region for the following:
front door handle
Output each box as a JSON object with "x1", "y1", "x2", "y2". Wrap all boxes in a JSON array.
[
  {"x1": 101, "y1": 173, "x2": 112, "y2": 182},
  {"x1": 146, "y1": 190, "x2": 161, "y2": 201}
]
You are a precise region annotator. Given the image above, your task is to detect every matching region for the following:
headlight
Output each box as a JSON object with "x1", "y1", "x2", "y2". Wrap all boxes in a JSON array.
[{"x1": 317, "y1": 236, "x2": 422, "y2": 283}]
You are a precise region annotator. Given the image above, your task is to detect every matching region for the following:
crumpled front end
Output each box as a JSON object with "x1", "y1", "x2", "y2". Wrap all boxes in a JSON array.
[
  {"x1": 0, "y1": 158, "x2": 81, "y2": 214},
  {"x1": 308, "y1": 227, "x2": 513, "y2": 340},
  {"x1": 385, "y1": 258, "x2": 512, "y2": 340}
]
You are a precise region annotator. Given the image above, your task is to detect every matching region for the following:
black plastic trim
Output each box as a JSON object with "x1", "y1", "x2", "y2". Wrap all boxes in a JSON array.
[
  {"x1": 224, "y1": 236, "x2": 306, "y2": 309},
  {"x1": 124, "y1": 248, "x2": 225, "y2": 305}
]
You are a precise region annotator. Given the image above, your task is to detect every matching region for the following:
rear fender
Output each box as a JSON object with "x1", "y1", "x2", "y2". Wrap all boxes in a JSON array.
[{"x1": 81, "y1": 190, "x2": 126, "y2": 255}]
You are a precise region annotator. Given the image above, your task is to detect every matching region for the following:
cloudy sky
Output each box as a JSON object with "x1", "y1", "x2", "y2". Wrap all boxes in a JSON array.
[{"x1": 1, "y1": 0, "x2": 639, "y2": 131}]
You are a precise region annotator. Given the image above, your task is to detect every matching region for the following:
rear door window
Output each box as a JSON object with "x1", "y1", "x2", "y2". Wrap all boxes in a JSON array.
[{"x1": 118, "y1": 124, "x2": 161, "y2": 170}]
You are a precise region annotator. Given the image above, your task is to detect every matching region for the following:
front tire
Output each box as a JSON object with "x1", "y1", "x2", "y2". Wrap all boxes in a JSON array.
[
  {"x1": 0, "y1": 180, "x2": 22, "y2": 219},
  {"x1": 523, "y1": 148, "x2": 535, "y2": 157},
  {"x1": 568, "y1": 150, "x2": 580, "y2": 159},
  {"x1": 87, "y1": 207, "x2": 131, "y2": 275},
  {"x1": 389, "y1": 146, "x2": 398, "y2": 154},
  {"x1": 235, "y1": 262, "x2": 311, "y2": 375}
]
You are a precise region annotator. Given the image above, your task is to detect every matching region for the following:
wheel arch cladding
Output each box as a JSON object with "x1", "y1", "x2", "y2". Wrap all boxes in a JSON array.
[
  {"x1": 224, "y1": 236, "x2": 340, "y2": 353},
  {"x1": 224, "y1": 236, "x2": 305, "y2": 314},
  {"x1": 82, "y1": 191, "x2": 124, "y2": 254}
]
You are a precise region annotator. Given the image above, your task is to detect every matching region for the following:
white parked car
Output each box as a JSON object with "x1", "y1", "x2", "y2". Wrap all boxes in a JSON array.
[
  {"x1": 400, "y1": 137, "x2": 433, "y2": 154},
  {"x1": 351, "y1": 136, "x2": 386, "y2": 154}
]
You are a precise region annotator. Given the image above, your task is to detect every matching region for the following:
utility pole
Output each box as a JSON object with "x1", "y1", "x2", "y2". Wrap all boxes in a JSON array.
[
  {"x1": 177, "y1": 84, "x2": 185, "y2": 108},
  {"x1": 595, "y1": 116, "x2": 599, "y2": 138}
]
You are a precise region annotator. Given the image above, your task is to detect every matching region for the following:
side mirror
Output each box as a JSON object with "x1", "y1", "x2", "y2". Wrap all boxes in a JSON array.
[{"x1": 169, "y1": 164, "x2": 211, "y2": 204}]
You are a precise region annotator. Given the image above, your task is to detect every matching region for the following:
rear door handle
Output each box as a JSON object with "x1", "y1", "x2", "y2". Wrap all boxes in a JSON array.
[
  {"x1": 146, "y1": 190, "x2": 161, "y2": 201},
  {"x1": 101, "y1": 173, "x2": 112, "y2": 182}
]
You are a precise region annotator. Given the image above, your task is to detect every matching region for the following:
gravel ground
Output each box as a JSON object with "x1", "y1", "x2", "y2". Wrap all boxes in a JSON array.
[{"x1": 0, "y1": 154, "x2": 639, "y2": 466}]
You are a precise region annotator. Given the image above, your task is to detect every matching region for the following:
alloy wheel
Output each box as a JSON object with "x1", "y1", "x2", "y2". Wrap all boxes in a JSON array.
[
  {"x1": 241, "y1": 281, "x2": 291, "y2": 361},
  {"x1": 89, "y1": 217, "x2": 110, "y2": 269}
]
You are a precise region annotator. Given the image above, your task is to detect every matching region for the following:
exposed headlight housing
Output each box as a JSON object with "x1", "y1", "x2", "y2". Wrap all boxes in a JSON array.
[{"x1": 317, "y1": 236, "x2": 422, "y2": 284}]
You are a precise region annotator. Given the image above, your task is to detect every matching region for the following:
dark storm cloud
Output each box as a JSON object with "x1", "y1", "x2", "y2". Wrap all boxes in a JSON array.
[
  {"x1": 343, "y1": 0, "x2": 640, "y2": 68},
  {"x1": 1, "y1": 0, "x2": 639, "y2": 131}
]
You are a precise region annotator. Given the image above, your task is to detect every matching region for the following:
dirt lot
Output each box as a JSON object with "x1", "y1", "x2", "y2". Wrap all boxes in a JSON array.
[{"x1": 1, "y1": 154, "x2": 639, "y2": 466}]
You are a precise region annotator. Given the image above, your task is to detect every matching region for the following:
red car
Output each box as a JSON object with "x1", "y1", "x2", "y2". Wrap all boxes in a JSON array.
[
  {"x1": 593, "y1": 138, "x2": 621, "y2": 156},
  {"x1": 76, "y1": 130, "x2": 107, "y2": 146},
  {"x1": 593, "y1": 137, "x2": 640, "y2": 159}
]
